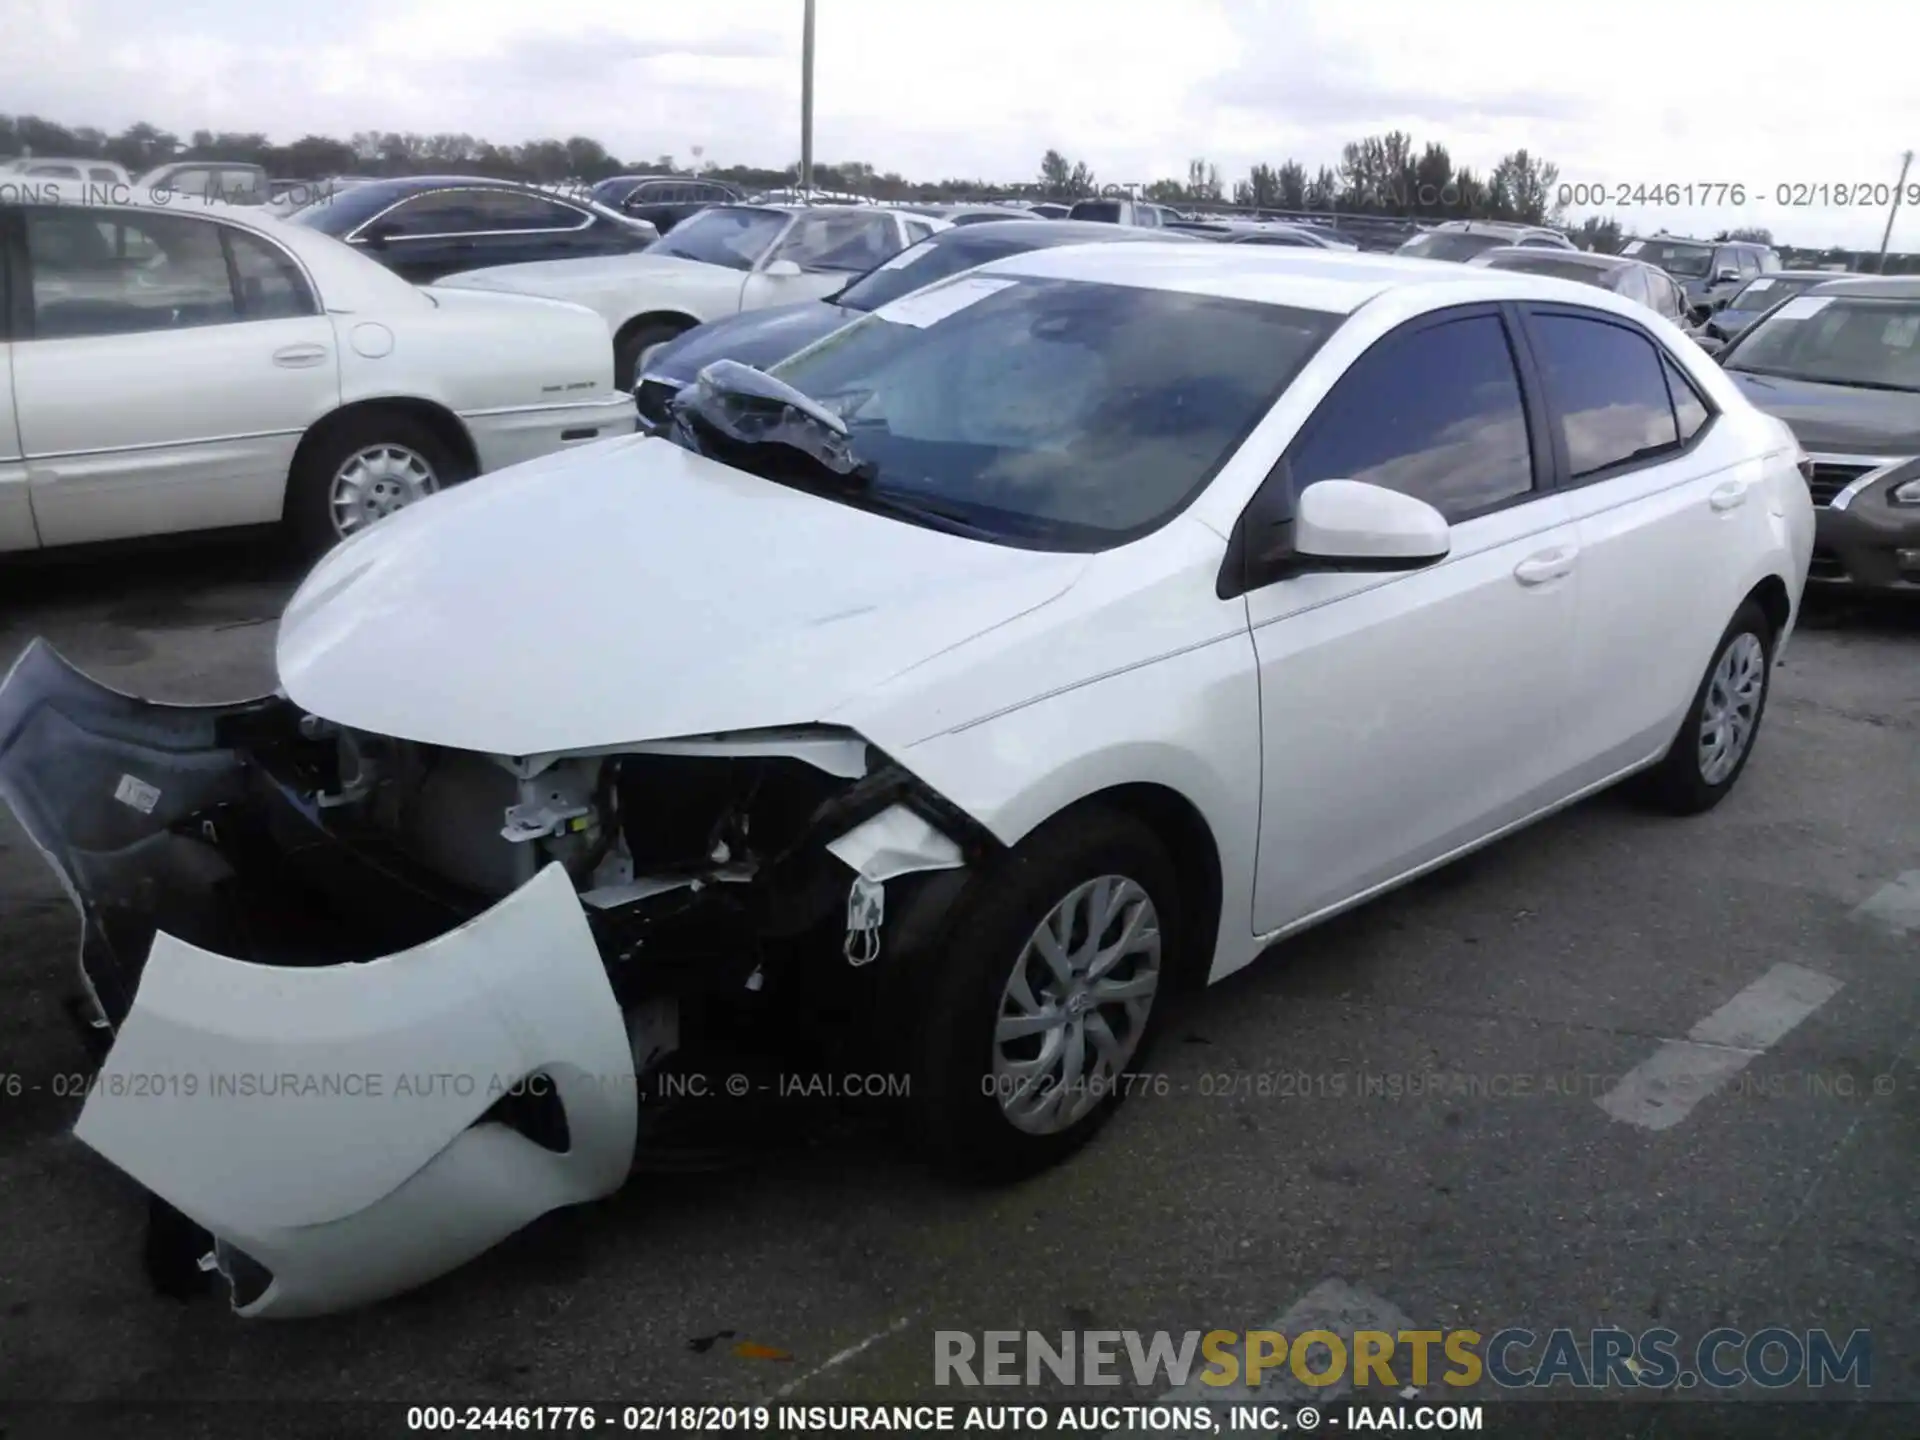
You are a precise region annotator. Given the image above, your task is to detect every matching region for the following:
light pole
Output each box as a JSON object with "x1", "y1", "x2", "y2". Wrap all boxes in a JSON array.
[
  {"x1": 800, "y1": 0, "x2": 816, "y2": 199},
  {"x1": 1875, "y1": 150, "x2": 1913, "y2": 274}
]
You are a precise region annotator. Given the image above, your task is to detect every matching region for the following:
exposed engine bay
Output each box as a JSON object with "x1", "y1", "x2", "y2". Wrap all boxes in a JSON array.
[{"x1": 0, "y1": 639, "x2": 1000, "y2": 1318}]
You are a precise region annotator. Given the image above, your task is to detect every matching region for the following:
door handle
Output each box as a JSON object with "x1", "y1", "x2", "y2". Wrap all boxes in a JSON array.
[
  {"x1": 272, "y1": 344, "x2": 329, "y2": 369},
  {"x1": 1513, "y1": 546, "x2": 1578, "y2": 586},
  {"x1": 1709, "y1": 480, "x2": 1750, "y2": 511}
]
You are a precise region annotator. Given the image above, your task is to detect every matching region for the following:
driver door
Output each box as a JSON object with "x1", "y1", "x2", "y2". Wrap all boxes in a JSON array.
[
  {"x1": 738, "y1": 212, "x2": 901, "y2": 312},
  {"x1": 1243, "y1": 306, "x2": 1581, "y2": 935}
]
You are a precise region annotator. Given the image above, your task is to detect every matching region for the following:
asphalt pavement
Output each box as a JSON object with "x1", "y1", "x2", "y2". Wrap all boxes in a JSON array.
[{"x1": 0, "y1": 542, "x2": 1914, "y2": 1439}]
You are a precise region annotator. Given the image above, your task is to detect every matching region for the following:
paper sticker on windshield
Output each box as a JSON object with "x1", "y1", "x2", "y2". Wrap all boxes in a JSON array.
[
  {"x1": 1745, "y1": 278, "x2": 1774, "y2": 292},
  {"x1": 1773, "y1": 296, "x2": 1832, "y2": 320},
  {"x1": 1622, "y1": 240, "x2": 1644, "y2": 255},
  {"x1": 876, "y1": 275, "x2": 1016, "y2": 329},
  {"x1": 876, "y1": 244, "x2": 934, "y2": 272}
]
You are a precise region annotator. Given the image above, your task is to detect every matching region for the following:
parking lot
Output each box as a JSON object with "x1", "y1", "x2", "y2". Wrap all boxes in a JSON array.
[{"x1": 0, "y1": 543, "x2": 1915, "y2": 1433}]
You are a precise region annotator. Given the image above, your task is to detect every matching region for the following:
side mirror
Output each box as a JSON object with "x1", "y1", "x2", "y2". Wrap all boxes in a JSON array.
[
  {"x1": 1218, "y1": 475, "x2": 1449, "y2": 598},
  {"x1": 1713, "y1": 266, "x2": 1739, "y2": 284},
  {"x1": 1295, "y1": 480, "x2": 1450, "y2": 569},
  {"x1": 762, "y1": 259, "x2": 804, "y2": 278}
]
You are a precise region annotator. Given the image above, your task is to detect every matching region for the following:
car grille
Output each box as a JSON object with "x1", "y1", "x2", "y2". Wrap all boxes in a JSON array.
[
  {"x1": 1805, "y1": 461, "x2": 1875, "y2": 507},
  {"x1": 1808, "y1": 548, "x2": 1847, "y2": 581},
  {"x1": 634, "y1": 377, "x2": 682, "y2": 428}
]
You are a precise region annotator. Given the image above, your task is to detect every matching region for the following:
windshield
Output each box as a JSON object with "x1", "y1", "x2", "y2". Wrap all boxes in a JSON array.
[
  {"x1": 837, "y1": 234, "x2": 1070, "y2": 312},
  {"x1": 1723, "y1": 275, "x2": 1821, "y2": 315},
  {"x1": 1397, "y1": 231, "x2": 1507, "y2": 262},
  {"x1": 677, "y1": 274, "x2": 1338, "y2": 550},
  {"x1": 649, "y1": 206, "x2": 790, "y2": 270},
  {"x1": 1725, "y1": 295, "x2": 1920, "y2": 391},
  {"x1": 1622, "y1": 239, "x2": 1712, "y2": 279}
]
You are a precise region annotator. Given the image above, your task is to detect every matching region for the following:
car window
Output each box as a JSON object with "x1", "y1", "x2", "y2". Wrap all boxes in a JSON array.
[
  {"x1": 764, "y1": 276, "x2": 1338, "y2": 550},
  {"x1": 1519, "y1": 235, "x2": 1562, "y2": 247},
  {"x1": 227, "y1": 228, "x2": 317, "y2": 319},
  {"x1": 904, "y1": 220, "x2": 935, "y2": 244},
  {"x1": 773, "y1": 213, "x2": 899, "y2": 273},
  {"x1": 1609, "y1": 266, "x2": 1647, "y2": 306},
  {"x1": 1725, "y1": 296, "x2": 1920, "y2": 391},
  {"x1": 88, "y1": 167, "x2": 120, "y2": 185},
  {"x1": 1727, "y1": 275, "x2": 1817, "y2": 314},
  {"x1": 1623, "y1": 239, "x2": 1712, "y2": 279},
  {"x1": 1068, "y1": 201, "x2": 1124, "y2": 223},
  {"x1": 1484, "y1": 253, "x2": 1610, "y2": 287},
  {"x1": 29, "y1": 164, "x2": 81, "y2": 179},
  {"x1": 1735, "y1": 249, "x2": 1761, "y2": 278},
  {"x1": 1289, "y1": 312, "x2": 1535, "y2": 521},
  {"x1": 1239, "y1": 234, "x2": 1311, "y2": 246},
  {"x1": 1650, "y1": 271, "x2": 1685, "y2": 320},
  {"x1": 1663, "y1": 354, "x2": 1711, "y2": 443},
  {"x1": 374, "y1": 190, "x2": 489, "y2": 237},
  {"x1": 465, "y1": 190, "x2": 587, "y2": 230},
  {"x1": 1528, "y1": 312, "x2": 1681, "y2": 478},
  {"x1": 25, "y1": 208, "x2": 238, "y2": 338},
  {"x1": 650, "y1": 205, "x2": 792, "y2": 270}
]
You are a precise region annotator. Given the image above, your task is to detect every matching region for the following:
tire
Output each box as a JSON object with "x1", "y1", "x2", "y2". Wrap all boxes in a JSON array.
[
  {"x1": 909, "y1": 806, "x2": 1183, "y2": 1182},
  {"x1": 286, "y1": 410, "x2": 468, "y2": 561},
  {"x1": 1632, "y1": 599, "x2": 1775, "y2": 815},
  {"x1": 614, "y1": 319, "x2": 692, "y2": 392}
]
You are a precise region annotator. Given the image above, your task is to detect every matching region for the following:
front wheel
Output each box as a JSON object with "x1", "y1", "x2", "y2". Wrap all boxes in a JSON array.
[
  {"x1": 1633, "y1": 598, "x2": 1775, "y2": 815},
  {"x1": 911, "y1": 807, "x2": 1182, "y2": 1181}
]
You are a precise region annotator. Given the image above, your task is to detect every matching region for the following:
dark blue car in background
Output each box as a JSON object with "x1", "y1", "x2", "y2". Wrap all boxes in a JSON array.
[{"x1": 288, "y1": 176, "x2": 658, "y2": 284}]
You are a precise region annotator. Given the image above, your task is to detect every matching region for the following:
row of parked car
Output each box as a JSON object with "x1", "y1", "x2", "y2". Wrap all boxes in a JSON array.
[{"x1": 0, "y1": 179, "x2": 1914, "y2": 594}]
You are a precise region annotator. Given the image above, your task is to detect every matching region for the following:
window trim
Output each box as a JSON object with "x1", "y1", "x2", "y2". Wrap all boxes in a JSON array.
[
  {"x1": 344, "y1": 186, "x2": 596, "y2": 244},
  {"x1": 218, "y1": 223, "x2": 322, "y2": 320},
  {"x1": 1514, "y1": 301, "x2": 1722, "y2": 491}
]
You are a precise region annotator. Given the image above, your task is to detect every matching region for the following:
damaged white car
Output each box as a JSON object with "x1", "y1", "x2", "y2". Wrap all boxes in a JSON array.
[{"x1": 0, "y1": 244, "x2": 1812, "y2": 1319}]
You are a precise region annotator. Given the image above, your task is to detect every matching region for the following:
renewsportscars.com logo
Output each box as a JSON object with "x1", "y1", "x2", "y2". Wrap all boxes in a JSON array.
[{"x1": 934, "y1": 1327, "x2": 1872, "y2": 1391}]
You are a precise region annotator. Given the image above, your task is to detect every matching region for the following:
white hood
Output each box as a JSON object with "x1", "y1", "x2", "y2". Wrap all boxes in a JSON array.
[{"x1": 276, "y1": 435, "x2": 1088, "y2": 757}]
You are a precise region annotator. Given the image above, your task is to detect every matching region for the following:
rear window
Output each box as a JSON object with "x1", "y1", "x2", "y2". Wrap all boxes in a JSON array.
[
  {"x1": 1725, "y1": 296, "x2": 1920, "y2": 392},
  {"x1": 1067, "y1": 201, "x2": 1123, "y2": 223},
  {"x1": 1482, "y1": 254, "x2": 1612, "y2": 287}
]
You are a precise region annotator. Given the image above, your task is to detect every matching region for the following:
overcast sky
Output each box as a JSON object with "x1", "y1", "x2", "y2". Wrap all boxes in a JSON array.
[{"x1": 5, "y1": 0, "x2": 1918, "y2": 248}]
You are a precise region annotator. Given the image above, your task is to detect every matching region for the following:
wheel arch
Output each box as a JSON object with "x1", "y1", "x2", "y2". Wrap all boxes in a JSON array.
[
  {"x1": 1744, "y1": 572, "x2": 1792, "y2": 641},
  {"x1": 288, "y1": 396, "x2": 480, "y2": 510},
  {"x1": 613, "y1": 310, "x2": 702, "y2": 349}
]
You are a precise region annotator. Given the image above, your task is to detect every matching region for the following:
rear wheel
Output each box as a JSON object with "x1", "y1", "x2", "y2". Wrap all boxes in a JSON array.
[
  {"x1": 1633, "y1": 599, "x2": 1774, "y2": 815},
  {"x1": 287, "y1": 410, "x2": 469, "y2": 560},
  {"x1": 614, "y1": 319, "x2": 693, "y2": 392},
  {"x1": 911, "y1": 807, "x2": 1181, "y2": 1181}
]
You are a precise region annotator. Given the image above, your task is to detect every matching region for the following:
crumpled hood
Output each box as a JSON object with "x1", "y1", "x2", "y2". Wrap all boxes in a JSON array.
[
  {"x1": 645, "y1": 300, "x2": 852, "y2": 385},
  {"x1": 276, "y1": 436, "x2": 1088, "y2": 757},
  {"x1": 433, "y1": 251, "x2": 723, "y2": 297},
  {"x1": 1725, "y1": 370, "x2": 1920, "y2": 455}
]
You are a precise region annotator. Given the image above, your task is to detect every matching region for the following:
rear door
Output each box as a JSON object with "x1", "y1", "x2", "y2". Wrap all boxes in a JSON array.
[
  {"x1": 1517, "y1": 304, "x2": 1759, "y2": 781},
  {"x1": 12, "y1": 206, "x2": 339, "y2": 546}
]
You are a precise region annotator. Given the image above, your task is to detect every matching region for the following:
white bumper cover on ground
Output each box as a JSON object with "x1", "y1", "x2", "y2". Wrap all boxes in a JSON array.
[{"x1": 74, "y1": 862, "x2": 638, "y2": 1318}]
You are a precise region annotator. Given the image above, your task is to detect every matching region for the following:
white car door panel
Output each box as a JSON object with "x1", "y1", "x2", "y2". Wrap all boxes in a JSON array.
[
  {"x1": 1243, "y1": 307, "x2": 1582, "y2": 936},
  {"x1": 14, "y1": 206, "x2": 338, "y2": 546},
  {"x1": 0, "y1": 341, "x2": 38, "y2": 551},
  {"x1": 1248, "y1": 496, "x2": 1580, "y2": 933},
  {"x1": 1518, "y1": 307, "x2": 1752, "y2": 780},
  {"x1": 16, "y1": 318, "x2": 337, "y2": 546}
]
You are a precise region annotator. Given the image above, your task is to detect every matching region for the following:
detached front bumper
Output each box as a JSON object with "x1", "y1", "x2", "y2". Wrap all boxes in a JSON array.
[{"x1": 0, "y1": 641, "x2": 636, "y2": 1318}]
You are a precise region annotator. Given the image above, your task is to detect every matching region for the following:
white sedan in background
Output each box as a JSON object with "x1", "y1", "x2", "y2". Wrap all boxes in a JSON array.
[
  {"x1": 439, "y1": 203, "x2": 948, "y2": 388},
  {"x1": 1, "y1": 244, "x2": 1811, "y2": 1319},
  {"x1": 0, "y1": 198, "x2": 633, "y2": 558}
]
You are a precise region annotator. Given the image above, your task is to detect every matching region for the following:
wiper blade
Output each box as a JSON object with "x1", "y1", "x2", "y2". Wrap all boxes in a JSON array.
[{"x1": 858, "y1": 489, "x2": 1002, "y2": 540}]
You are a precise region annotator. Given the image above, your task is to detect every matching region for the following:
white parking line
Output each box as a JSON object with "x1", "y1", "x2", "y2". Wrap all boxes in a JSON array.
[
  {"x1": 1115, "y1": 1279, "x2": 1416, "y2": 1438},
  {"x1": 1852, "y1": 871, "x2": 1920, "y2": 935},
  {"x1": 763, "y1": 1312, "x2": 918, "y2": 1402},
  {"x1": 1597, "y1": 963, "x2": 1844, "y2": 1132}
]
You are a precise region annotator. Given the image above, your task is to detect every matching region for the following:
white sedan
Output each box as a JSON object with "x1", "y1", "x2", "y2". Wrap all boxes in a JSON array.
[
  {"x1": 438, "y1": 202, "x2": 947, "y2": 388},
  {"x1": 0, "y1": 244, "x2": 1812, "y2": 1318},
  {"x1": 0, "y1": 198, "x2": 634, "y2": 558}
]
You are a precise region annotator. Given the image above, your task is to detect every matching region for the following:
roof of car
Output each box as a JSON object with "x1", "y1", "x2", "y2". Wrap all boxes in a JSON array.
[
  {"x1": 973, "y1": 240, "x2": 1637, "y2": 315},
  {"x1": 1434, "y1": 220, "x2": 1562, "y2": 237},
  {"x1": 1804, "y1": 276, "x2": 1920, "y2": 299},
  {"x1": 931, "y1": 218, "x2": 1205, "y2": 245},
  {"x1": 1476, "y1": 246, "x2": 1629, "y2": 271}
]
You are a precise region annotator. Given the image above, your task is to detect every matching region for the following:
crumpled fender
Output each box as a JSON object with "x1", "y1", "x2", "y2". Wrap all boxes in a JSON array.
[{"x1": 75, "y1": 862, "x2": 638, "y2": 1318}]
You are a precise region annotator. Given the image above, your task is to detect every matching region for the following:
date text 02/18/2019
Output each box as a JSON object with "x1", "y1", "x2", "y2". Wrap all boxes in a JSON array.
[{"x1": 1558, "y1": 181, "x2": 1920, "y2": 208}]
